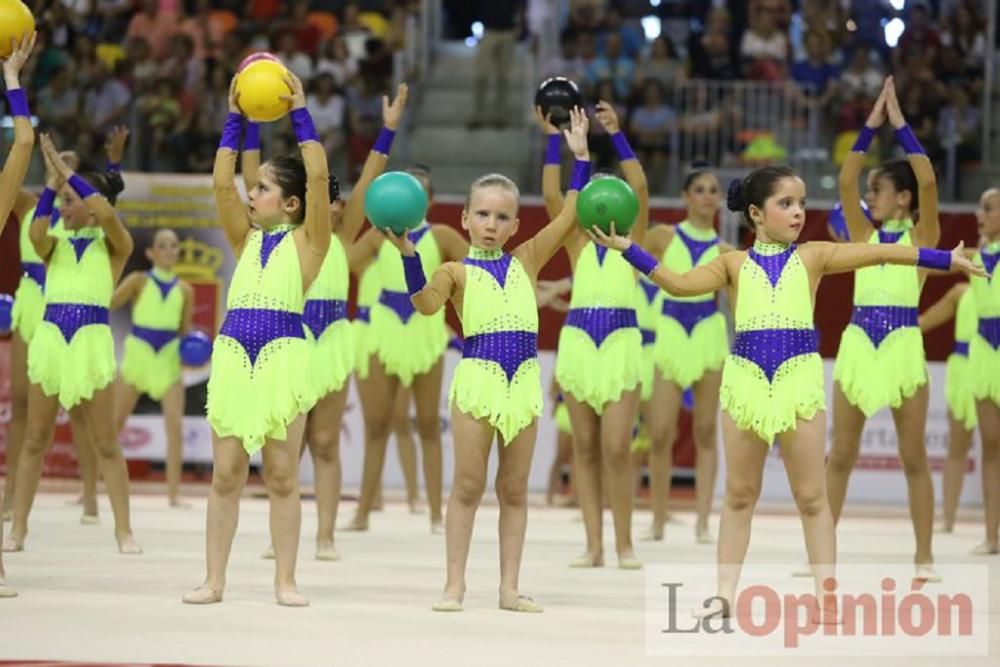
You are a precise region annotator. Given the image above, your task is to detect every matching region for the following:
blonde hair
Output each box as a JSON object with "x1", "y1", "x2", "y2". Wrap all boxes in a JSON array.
[{"x1": 464, "y1": 173, "x2": 520, "y2": 210}]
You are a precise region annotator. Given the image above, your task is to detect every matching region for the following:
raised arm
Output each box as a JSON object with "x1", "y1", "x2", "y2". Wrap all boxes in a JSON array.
[
  {"x1": 536, "y1": 106, "x2": 564, "y2": 220},
  {"x1": 241, "y1": 120, "x2": 261, "y2": 193},
  {"x1": 516, "y1": 107, "x2": 590, "y2": 271},
  {"x1": 214, "y1": 75, "x2": 252, "y2": 254},
  {"x1": 0, "y1": 33, "x2": 36, "y2": 236},
  {"x1": 885, "y1": 78, "x2": 939, "y2": 249},
  {"x1": 285, "y1": 72, "x2": 330, "y2": 260},
  {"x1": 918, "y1": 282, "x2": 966, "y2": 333},
  {"x1": 105, "y1": 125, "x2": 129, "y2": 172},
  {"x1": 838, "y1": 80, "x2": 886, "y2": 243},
  {"x1": 348, "y1": 227, "x2": 384, "y2": 274},
  {"x1": 595, "y1": 101, "x2": 649, "y2": 246},
  {"x1": 340, "y1": 84, "x2": 408, "y2": 246},
  {"x1": 110, "y1": 271, "x2": 145, "y2": 310}
]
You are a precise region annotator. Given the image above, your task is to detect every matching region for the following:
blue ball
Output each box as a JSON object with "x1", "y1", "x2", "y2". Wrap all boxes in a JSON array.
[
  {"x1": 364, "y1": 171, "x2": 428, "y2": 235},
  {"x1": 180, "y1": 330, "x2": 212, "y2": 366},
  {"x1": 0, "y1": 294, "x2": 13, "y2": 334}
]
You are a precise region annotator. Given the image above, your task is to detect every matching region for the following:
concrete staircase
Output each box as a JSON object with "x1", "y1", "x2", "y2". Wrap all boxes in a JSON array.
[{"x1": 404, "y1": 41, "x2": 538, "y2": 196}]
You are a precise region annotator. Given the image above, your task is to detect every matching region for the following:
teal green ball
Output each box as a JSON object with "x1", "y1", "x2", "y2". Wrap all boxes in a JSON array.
[
  {"x1": 576, "y1": 176, "x2": 639, "y2": 236},
  {"x1": 364, "y1": 171, "x2": 429, "y2": 234}
]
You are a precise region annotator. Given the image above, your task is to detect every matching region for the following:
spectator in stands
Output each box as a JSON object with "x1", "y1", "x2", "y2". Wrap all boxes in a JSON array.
[
  {"x1": 45, "y1": 2, "x2": 78, "y2": 51},
  {"x1": 896, "y1": 2, "x2": 942, "y2": 70},
  {"x1": 937, "y1": 85, "x2": 981, "y2": 164},
  {"x1": 159, "y1": 34, "x2": 203, "y2": 94},
  {"x1": 275, "y1": 31, "x2": 314, "y2": 81},
  {"x1": 839, "y1": 47, "x2": 883, "y2": 102},
  {"x1": 28, "y1": 27, "x2": 70, "y2": 91},
  {"x1": 126, "y1": 0, "x2": 178, "y2": 59},
  {"x1": 307, "y1": 72, "x2": 347, "y2": 164},
  {"x1": 282, "y1": 0, "x2": 324, "y2": 58},
  {"x1": 180, "y1": 0, "x2": 227, "y2": 61},
  {"x1": 632, "y1": 35, "x2": 686, "y2": 93},
  {"x1": 541, "y1": 29, "x2": 588, "y2": 82},
  {"x1": 690, "y1": 28, "x2": 738, "y2": 80},
  {"x1": 586, "y1": 33, "x2": 635, "y2": 100},
  {"x1": 740, "y1": 3, "x2": 789, "y2": 80},
  {"x1": 568, "y1": 0, "x2": 604, "y2": 33},
  {"x1": 315, "y1": 37, "x2": 360, "y2": 89},
  {"x1": 629, "y1": 78, "x2": 675, "y2": 184},
  {"x1": 941, "y1": 3, "x2": 986, "y2": 73},
  {"x1": 125, "y1": 37, "x2": 159, "y2": 96},
  {"x1": 83, "y1": 62, "x2": 131, "y2": 136},
  {"x1": 70, "y1": 34, "x2": 99, "y2": 90},
  {"x1": 599, "y1": 7, "x2": 644, "y2": 59},
  {"x1": 467, "y1": 0, "x2": 524, "y2": 130},
  {"x1": 341, "y1": 2, "x2": 374, "y2": 60},
  {"x1": 790, "y1": 30, "x2": 840, "y2": 108},
  {"x1": 37, "y1": 65, "x2": 81, "y2": 149}
]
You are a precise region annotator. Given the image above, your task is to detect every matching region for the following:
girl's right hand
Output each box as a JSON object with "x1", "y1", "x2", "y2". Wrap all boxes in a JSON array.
[
  {"x1": 884, "y1": 76, "x2": 905, "y2": 129},
  {"x1": 563, "y1": 106, "x2": 590, "y2": 160},
  {"x1": 865, "y1": 78, "x2": 889, "y2": 129},
  {"x1": 2, "y1": 32, "x2": 35, "y2": 83},
  {"x1": 587, "y1": 223, "x2": 631, "y2": 252},
  {"x1": 533, "y1": 105, "x2": 559, "y2": 135},
  {"x1": 384, "y1": 229, "x2": 416, "y2": 256}
]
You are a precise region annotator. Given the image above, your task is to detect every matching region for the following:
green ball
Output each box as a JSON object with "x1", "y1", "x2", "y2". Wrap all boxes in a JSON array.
[
  {"x1": 364, "y1": 171, "x2": 429, "y2": 234},
  {"x1": 576, "y1": 176, "x2": 639, "y2": 236}
]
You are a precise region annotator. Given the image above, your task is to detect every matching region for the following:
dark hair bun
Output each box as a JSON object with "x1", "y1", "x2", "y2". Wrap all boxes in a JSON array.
[
  {"x1": 104, "y1": 170, "x2": 125, "y2": 197},
  {"x1": 726, "y1": 178, "x2": 744, "y2": 212}
]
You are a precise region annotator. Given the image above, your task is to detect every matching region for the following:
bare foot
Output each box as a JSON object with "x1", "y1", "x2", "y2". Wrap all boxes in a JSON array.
[
  {"x1": 969, "y1": 541, "x2": 999, "y2": 555},
  {"x1": 316, "y1": 542, "x2": 341, "y2": 561},
  {"x1": 169, "y1": 499, "x2": 193, "y2": 509},
  {"x1": 340, "y1": 515, "x2": 369, "y2": 532},
  {"x1": 791, "y1": 562, "x2": 813, "y2": 578},
  {"x1": 117, "y1": 534, "x2": 143, "y2": 555},
  {"x1": 80, "y1": 514, "x2": 100, "y2": 525},
  {"x1": 2, "y1": 534, "x2": 24, "y2": 552},
  {"x1": 569, "y1": 551, "x2": 604, "y2": 568},
  {"x1": 275, "y1": 586, "x2": 309, "y2": 607},
  {"x1": 0, "y1": 578, "x2": 17, "y2": 598},
  {"x1": 430, "y1": 518, "x2": 443, "y2": 535},
  {"x1": 617, "y1": 551, "x2": 642, "y2": 570},
  {"x1": 499, "y1": 591, "x2": 543, "y2": 613},
  {"x1": 409, "y1": 500, "x2": 424, "y2": 515},
  {"x1": 914, "y1": 563, "x2": 942, "y2": 582},
  {"x1": 692, "y1": 597, "x2": 730, "y2": 619},
  {"x1": 936, "y1": 521, "x2": 954, "y2": 534},
  {"x1": 639, "y1": 525, "x2": 664, "y2": 542},
  {"x1": 182, "y1": 585, "x2": 223, "y2": 605},
  {"x1": 431, "y1": 595, "x2": 463, "y2": 612},
  {"x1": 261, "y1": 544, "x2": 275, "y2": 560},
  {"x1": 696, "y1": 527, "x2": 714, "y2": 544}
]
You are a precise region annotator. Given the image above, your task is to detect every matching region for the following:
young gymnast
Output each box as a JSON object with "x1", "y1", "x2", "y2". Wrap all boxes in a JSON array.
[
  {"x1": 347, "y1": 163, "x2": 469, "y2": 532},
  {"x1": 0, "y1": 31, "x2": 36, "y2": 598},
  {"x1": 917, "y1": 279, "x2": 976, "y2": 533},
  {"x1": 593, "y1": 164, "x2": 983, "y2": 616},
  {"x1": 250, "y1": 84, "x2": 409, "y2": 561},
  {"x1": 825, "y1": 77, "x2": 942, "y2": 578},
  {"x1": 968, "y1": 188, "x2": 1000, "y2": 554},
  {"x1": 640, "y1": 166, "x2": 733, "y2": 543},
  {"x1": 386, "y1": 107, "x2": 591, "y2": 612},
  {"x1": 538, "y1": 101, "x2": 648, "y2": 569},
  {"x1": 111, "y1": 228, "x2": 194, "y2": 508},
  {"x1": 5, "y1": 127, "x2": 130, "y2": 525},
  {"x1": 183, "y1": 71, "x2": 329, "y2": 606},
  {"x1": 5, "y1": 131, "x2": 141, "y2": 556}
]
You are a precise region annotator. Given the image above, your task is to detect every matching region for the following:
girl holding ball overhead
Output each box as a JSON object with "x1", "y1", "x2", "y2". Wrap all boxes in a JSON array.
[{"x1": 591, "y1": 164, "x2": 983, "y2": 617}]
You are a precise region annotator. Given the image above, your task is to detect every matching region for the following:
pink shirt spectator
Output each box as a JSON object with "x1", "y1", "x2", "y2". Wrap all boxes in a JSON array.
[{"x1": 127, "y1": 7, "x2": 179, "y2": 59}]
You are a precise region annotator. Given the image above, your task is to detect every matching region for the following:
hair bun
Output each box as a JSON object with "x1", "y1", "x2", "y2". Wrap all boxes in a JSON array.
[
  {"x1": 726, "y1": 179, "x2": 744, "y2": 212},
  {"x1": 104, "y1": 170, "x2": 125, "y2": 197}
]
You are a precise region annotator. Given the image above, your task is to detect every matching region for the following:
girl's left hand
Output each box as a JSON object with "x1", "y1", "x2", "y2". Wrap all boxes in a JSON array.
[
  {"x1": 281, "y1": 71, "x2": 307, "y2": 110},
  {"x1": 385, "y1": 228, "x2": 416, "y2": 256},
  {"x1": 885, "y1": 76, "x2": 905, "y2": 129},
  {"x1": 106, "y1": 126, "x2": 130, "y2": 164},
  {"x1": 39, "y1": 134, "x2": 73, "y2": 179},
  {"x1": 951, "y1": 242, "x2": 987, "y2": 277},
  {"x1": 382, "y1": 83, "x2": 409, "y2": 130},
  {"x1": 587, "y1": 222, "x2": 631, "y2": 251}
]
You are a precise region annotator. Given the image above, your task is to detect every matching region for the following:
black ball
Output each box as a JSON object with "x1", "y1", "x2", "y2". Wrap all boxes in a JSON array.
[{"x1": 534, "y1": 77, "x2": 583, "y2": 127}]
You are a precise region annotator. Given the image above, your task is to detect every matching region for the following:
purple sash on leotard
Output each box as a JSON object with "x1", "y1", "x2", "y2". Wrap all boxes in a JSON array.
[
  {"x1": 565, "y1": 307, "x2": 638, "y2": 347},
  {"x1": 21, "y1": 262, "x2": 45, "y2": 290},
  {"x1": 979, "y1": 317, "x2": 1000, "y2": 350},
  {"x1": 732, "y1": 328, "x2": 818, "y2": 383},
  {"x1": 849, "y1": 305, "x2": 919, "y2": 348},
  {"x1": 462, "y1": 330, "x2": 537, "y2": 382},
  {"x1": 131, "y1": 325, "x2": 177, "y2": 352},
  {"x1": 378, "y1": 289, "x2": 417, "y2": 324},
  {"x1": 661, "y1": 299, "x2": 718, "y2": 335},
  {"x1": 303, "y1": 299, "x2": 348, "y2": 338},
  {"x1": 219, "y1": 308, "x2": 305, "y2": 367},
  {"x1": 43, "y1": 303, "x2": 110, "y2": 343}
]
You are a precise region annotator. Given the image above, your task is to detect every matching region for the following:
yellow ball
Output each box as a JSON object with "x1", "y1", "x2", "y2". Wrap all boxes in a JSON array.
[
  {"x1": 235, "y1": 59, "x2": 292, "y2": 123},
  {"x1": 0, "y1": 0, "x2": 34, "y2": 59}
]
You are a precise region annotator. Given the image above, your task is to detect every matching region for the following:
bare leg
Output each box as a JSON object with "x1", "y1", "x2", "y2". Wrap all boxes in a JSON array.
[
  {"x1": 261, "y1": 414, "x2": 309, "y2": 606},
  {"x1": 79, "y1": 385, "x2": 140, "y2": 553},
  {"x1": 826, "y1": 383, "x2": 867, "y2": 524},
  {"x1": 432, "y1": 406, "x2": 493, "y2": 611},
  {"x1": 890, "y1": 385, "x2": 934, "y2": 568},
  {"x1": 412, "y1": 358, "x2": 445, "y2": 529},
  {"x1": 2, "y1": 333, "x2": 29, "y2": 520},
  {"x1": 779, "y1": 412, "x2": 837, "y2": 607},
  {"x1": 692, "y1": 371, "x2": 722, "y2": 542},
  {"x1": 643, "y1": 375, "x2": 682, "y2": 540},
  {"x1": 973, "y1": 400, "x2": 1000, "y2": 554},
  {"x1": 496, "y1": 420, "x2": 543, "y2": 612},
  {"x1": 0, "y1": 518, "x2": 12, "y2": 596},
  {"x1": 160, "y1": 382, "x2": 186, "y2": 507},
  {"x1": 70, "y1": 407, "x2": 99, "y2": 521},
  {"x1": 347, "y1": 357, "x2": 399, "y2": 529},
  {"x1": 5, "y1": 384, "x2": 61, "y2": 551},
  {"x1": 307, "y1": 389, "x2": 347, "y2": 560},
  {"x1": 391, "y1": 386, "x2": 421, "y2": 512},
  {"x1": 713, "y1": 413, "x2": 768, "y2": 609},
  {"x1": 108, "y1": 378, "x2": 142, "y2": 515},
  {"x1": 941, "y1": 414, "x2": 974, "y2": 532},
  {"x1": 600, "y1": 388, "x2": 642, "y2": 567},
  {"x1": 183, "y1": 434, "x2": 249, "y2": 604},
  {"x1": 565, "y1": 393, "x2": 604, "y2": 566}
]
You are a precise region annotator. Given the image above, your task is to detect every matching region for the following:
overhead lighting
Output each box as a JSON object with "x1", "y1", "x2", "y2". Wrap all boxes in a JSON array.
[
  {"x1": 846, "y1": 19, "x2": 857, "y2": 32},
  {"x1": 641, "y1": 16, "x2": 662, "y2": 40},
  {"x1": 471, "y1": 21, "x2": 484, "y2": 39},
  {"x1": 889, "y1": 0, "x2": 906, "y2": 10},
  {"x1": 884, "y1": 17, "x2": 905, "y2": 47},
  {"x1": 651, "y1": 0, "x2": 662, "y2": 7}
]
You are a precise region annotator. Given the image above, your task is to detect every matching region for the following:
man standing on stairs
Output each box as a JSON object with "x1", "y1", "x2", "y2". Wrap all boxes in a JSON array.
[{"x1": 467, "y1": 0, "x2": 525, "y2": 130}]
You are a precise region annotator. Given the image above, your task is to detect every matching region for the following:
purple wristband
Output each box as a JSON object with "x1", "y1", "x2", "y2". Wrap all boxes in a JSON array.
[
  {"x1": 219, "y1": 112, "x2": 242, "y2": 151},
  {"x1": 852, "y1": 126, "x2": 875, "y2": 153},
  {"x1": 611, "y1": 132, "x2": 636, "y2": 161},
  {"x1": 243, "y1": 121, "x2": 261, "y2": 151},
  {"x1": 402, "y1": 252, "x2": 427, "y2": 294},
  {"x1": 917, "y1": 247, "x2": 950, "y2": 271},
  {"x1": 35, "y1": 188, "x2": 56, "y2": 219},
  {"x1": 569, "y1": 160, "x2": 591, "y2": 191},
  {"x1": 622, "y1": 243, "x2": 659, "y2": 275},
  {"x1": 106, "y1": 162, "x2": 121, "y2": 173},
  {"x1": 544, "y1": 134, "x2": 561, "y2": 165},
  {"x1": 5, "y1": 89, "x2": 28, "y2": 118},
  {"x1": 68, "y1": 174, "x2": 97, "y2": 199},
  {"x1": 373, "y1": 127, "x2": 395, "y2": 155},
  {"x1": 895, "y1": 125, "x2": 925, "y2": 155},
  {"x1": 291, "y1": 108, "x2": 320, "y2": 144}
]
